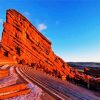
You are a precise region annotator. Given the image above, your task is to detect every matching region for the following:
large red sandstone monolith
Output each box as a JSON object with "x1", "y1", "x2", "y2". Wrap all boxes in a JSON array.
[
  {"x1": 0, "y1": 9, "x2": 74, "y2": 79},
  {"x1": 1, "y1": 9, "x2": 93, "y2": 81}
]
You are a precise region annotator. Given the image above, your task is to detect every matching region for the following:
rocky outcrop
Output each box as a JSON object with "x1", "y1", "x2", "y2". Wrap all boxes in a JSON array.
[
  {"x1": 1, "y1": 9, "x2": 74, "y2": 79},
  {"x1": 0, "y1": 9, "x2": 100, "y2": 90},
  {"x1": 0, "y1": 9, "x2": 99, "y2": 91},
  {"x1": 0, "y1": 83, "x2": 30, "y2": 99},
  {"x1": 3, "y1": 9, "x2": 100, "y2": 85}
]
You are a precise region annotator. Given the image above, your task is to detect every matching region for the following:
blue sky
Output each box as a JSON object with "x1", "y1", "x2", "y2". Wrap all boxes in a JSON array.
[{"x1": 0, "y1": 0, "x2": 100, "y2": 62}]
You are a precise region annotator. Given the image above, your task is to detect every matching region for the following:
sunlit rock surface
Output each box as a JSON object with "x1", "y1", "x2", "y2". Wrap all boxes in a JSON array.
[
  {"x1": 0, "y1": 9, "x2": 75, "y2": 79},
  {"x1": 0, "y1": 66, "x2": 43, "y2": 100},
  {"x1": 0, "y1": 9, "x2": 99, "y2": 91}
]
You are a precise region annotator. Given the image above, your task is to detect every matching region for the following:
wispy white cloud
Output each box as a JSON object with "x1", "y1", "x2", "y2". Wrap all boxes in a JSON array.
[
  {"x1": 0, "y1": 18, "x2": 3, "y2": 24},
  {"x1": 38, "y1": 23, "x2": 47, "y2": 31},
  {"x1": 23, "y1": 11, "x2": 30, "y2": 16}
]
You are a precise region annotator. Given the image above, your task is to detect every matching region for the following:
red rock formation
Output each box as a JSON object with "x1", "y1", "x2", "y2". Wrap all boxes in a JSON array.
[
  {"x1": 0, "y1": 9, "x2": 96, "y2": 85},
  {"x1": 0, "y1": 69, "x2": 8, "y2": 79},
  {"x1": 0, "y1": 83, "x2": 30, "y2": 99},
  {"x1": 1, "y1": 9, "x2": 73, "y2": 78}
]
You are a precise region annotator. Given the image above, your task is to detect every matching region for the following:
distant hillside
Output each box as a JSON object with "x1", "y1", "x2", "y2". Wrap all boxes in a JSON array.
[{"x1": 68, "y1": 62, "x2": 100, "y2": 70}]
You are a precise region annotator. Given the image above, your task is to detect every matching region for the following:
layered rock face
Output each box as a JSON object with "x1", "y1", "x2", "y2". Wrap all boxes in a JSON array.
[
  {"x1": 1, "y1": 9, "x2": 73, "y2": 78},
  {"x1": 0, "y1": 9, "x2": 99, "y2": 90}
]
